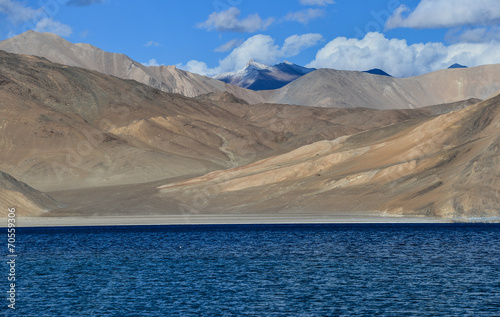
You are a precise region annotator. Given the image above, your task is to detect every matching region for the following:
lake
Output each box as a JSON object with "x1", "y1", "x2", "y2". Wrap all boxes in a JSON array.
[{"x1": 7, "y1": 223, "x2": 500, "y2": 316}]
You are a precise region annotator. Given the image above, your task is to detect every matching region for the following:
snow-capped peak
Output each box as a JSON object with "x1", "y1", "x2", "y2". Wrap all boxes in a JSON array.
[
  {"x1": 214, "y1": 60, "x2": 316, "y2": 91},
  {"x1": 246, "y1": 59, "x2": 269, "y2": 70}
]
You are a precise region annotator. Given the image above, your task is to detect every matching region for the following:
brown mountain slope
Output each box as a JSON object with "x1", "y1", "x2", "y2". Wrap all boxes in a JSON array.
[
  {"x1": 0, "y1": 50, "x2": 279, "y2": 191},
  {"x1": 0, "y1": 171, "x2": 59, "y2": 216},
  {"x1": 263, "y1": 66, "x2": 500, "y2": 109},
  {"x1": 1, "y1": 49, "x2": 488, "y2": 218},
  {"x1": 1, "y1": 49, "x2": 460, "y2": 194},
  {"x1": 158, "y1": 95, "x2": 499, "y2": 220},
  {"x1": 0, "y1": 31, "x2": 264, "y2": 104}
]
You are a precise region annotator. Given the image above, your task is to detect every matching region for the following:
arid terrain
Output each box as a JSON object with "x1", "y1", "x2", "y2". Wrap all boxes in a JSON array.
[
  {"x1": 158, "y1": 94, "x2": 500, "y2": 220},
  {"x1": 0, "y1": 36, "x2": 499, "y2": 222},
  {"x1": 0, "y1": 31, "x2": 265, "y2": 103},
  {"x1": 2, "y1": 31, "x2": 500, "y2": 109}
]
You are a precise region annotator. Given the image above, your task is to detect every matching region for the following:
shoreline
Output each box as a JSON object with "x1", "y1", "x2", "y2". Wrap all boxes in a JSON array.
[{"x1": 1, "y1": 214, "x2": 449, "y2": 228}]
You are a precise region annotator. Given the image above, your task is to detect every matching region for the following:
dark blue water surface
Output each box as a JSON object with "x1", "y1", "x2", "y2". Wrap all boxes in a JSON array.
[{"x1": 4, "y1": 223, "x2": 500, "y2": 316}]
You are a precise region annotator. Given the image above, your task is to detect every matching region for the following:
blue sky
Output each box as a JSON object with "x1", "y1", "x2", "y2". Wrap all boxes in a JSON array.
[{"x1": 1, "y1": 0, "x2": 500, "y2": 77}]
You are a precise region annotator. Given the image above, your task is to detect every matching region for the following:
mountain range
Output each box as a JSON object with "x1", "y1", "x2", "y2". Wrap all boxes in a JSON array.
[
  {"x1": 1, "y1": 31, "x2": 500, "y2": 110},
  {"x1": 2, "y1": 49, "x2": 462, "y2": 215},
  {"x1": 0, "y1": 30, "x2": 264, "y2": 104},
  {"x1": 0, "y1": 31, "x2": 499, "y2": 220}
]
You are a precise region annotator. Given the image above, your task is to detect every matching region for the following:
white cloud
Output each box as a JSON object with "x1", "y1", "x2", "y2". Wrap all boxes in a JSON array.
[
  {"x1": 197, "y1": 7, "x2": 273, "y2": 33},
  {"x1": 144, "y1": 40, "x2": 161, "y2": 47},
  {"x1": 284, "y1": 9, "x2": 325, "y2": 24},
  {"x1": 216, "y1": 34, "x2": 281, "y2": 73},
  {"x1": 143, "y1": 59, "x2": 160, "y2": 67},
  {"x1": 215, "y1": 39, "x2": 243, "y2": 52},
  {"x1": 182, "y1": 60, "x2": 213, "y2": 76},
  {"x1": 282, "y1": 34, "x2": 324, "y2": 56},
  {"x1": 181, "y1": 33, "x2": 323, "y2": 76},
  {"x1": 446, "y1": 27, "x2": 500, "y2": 43},
  {"x1": 34, "y1": 18, "x2": 72, "y2": 37},
  {"x1": 386, "y1": 0, "x2": 500, "y2": 30},
  {"x1": 299, "y1": 0, "x2": 334, "y2": 6},
  {"x1": 0, "y1": 0, "x2": 41, "y2": 23},
  {"x1": 307, "y1": 32, "x2": 500, "y2": 77}
]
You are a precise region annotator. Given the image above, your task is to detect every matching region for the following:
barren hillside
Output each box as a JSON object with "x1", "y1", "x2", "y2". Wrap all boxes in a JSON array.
[
  {"x1": 3, "y1": 31, "x2": 499, "y2": 111},
  {"x1": 263, "y1": 66, "x2": 500, "y2": 109},
  {"x1": 0, "y1": 171, "x2": 59, "y2": 216},
  {"x1": 159, "y1": 95, "x2": 500, "y2": 219},
  {"x1": 0, "y1": 50, "x2": 273, "y2": 191},
  {"x1": 1, "y1": 49, "x2": 452, "y2": 193},
  {"x1": 0, "y1": 31, "x2": 264, "y2": 104}
]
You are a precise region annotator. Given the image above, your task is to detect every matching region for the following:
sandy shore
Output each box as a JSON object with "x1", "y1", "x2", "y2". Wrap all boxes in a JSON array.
[{"x1": 1, "y1": 214, "x2": 448, "y2": 227}]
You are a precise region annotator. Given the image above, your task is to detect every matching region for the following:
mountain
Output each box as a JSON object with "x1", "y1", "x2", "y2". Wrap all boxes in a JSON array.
[
  {"x1": 0, "y1": 31, "x2": 264, "y2": 104},
  {"x1": 3, "y1": 32, "x2": 497, "y2": 112},
  {"x1": 1, "y1": 49, "x2": 479, "y2": 217},
  {"x1": 364, "y1": 68, "x2": 392, "y2": 76},
  {"x1": 262, "y1": 65, "x2": 500, "y2": 109},
  {"x1": 0, "y1": 49, "x2": 275, "y2": 191},
  {"x1": 214, "y1": 60, "x2": 315, "y2": 90},
  {"x1": 0, "y1": 49, "x2": 443, "y2": 193},
  {"x1": 158, "y1": 94, "x2": 500, "y2": 219},
  {"x1": 448, "y1": 63, "x2": 467, "y2": 69}
]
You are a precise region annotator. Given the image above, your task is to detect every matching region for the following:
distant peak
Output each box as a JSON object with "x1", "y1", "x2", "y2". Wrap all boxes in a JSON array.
[
  {"x1": 283, "y1": 60, "x2": 293, "y2": 65},
  {"x1": 448, "y1": 63, "x2": 467, "y2": 69},
  {"x1": 364, "y1": 68, "x2": 392, "y2": 77},
  {"x1": 14, "y1": 30, "x2": 62, "y2": 40}
]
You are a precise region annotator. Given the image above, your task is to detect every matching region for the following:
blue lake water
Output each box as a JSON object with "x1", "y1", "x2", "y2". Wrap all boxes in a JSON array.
[{"x1": 5, "y1": 223, "x2": 500, "y2": 316}]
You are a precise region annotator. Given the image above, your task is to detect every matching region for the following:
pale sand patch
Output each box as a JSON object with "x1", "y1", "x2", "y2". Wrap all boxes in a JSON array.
[{"x1": 1, "y1": 214, "x2": 448, "y2": 227}]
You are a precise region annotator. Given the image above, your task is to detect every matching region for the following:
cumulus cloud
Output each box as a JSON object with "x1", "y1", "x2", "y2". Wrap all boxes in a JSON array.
[
  {"x1": 144, "y1": 40, "x2": 161, "y2": 47},
  {"x1": 142, "y1": 59, "x2": 160, "y2": 67},
  {"x1": 0, "y1": 0, "x2": 41, "y2": 23},
  {"x1": 282, "y1": 34, "x2": 324, "y2": 56},
  {"x1": 284, "y1": 9, "x2": 325, "y2": 24},
  {"x1": 299, "y1": 0, "x2": 334, "y2": 6},
  {"x1": 197, "y1": 7, "x2": 273, "y2": 33},
  {"x1": 34, "y1": 18, "x2": 72, "y2": 37},
  {"x1": 0, "y1": 0, "x2": 75, "y2": 38},
  {"x1": 181, "y1": 60, "x2": 214, "y2": 76},
  {"x1": 386, "y1": 0, "x2": 500, "y2": 30},
  {"x1": 181, "y1": 33, "x2": 323, "y2": 76},
  {"x1": 215, "y1": 39, "x2": 243, "y2": 52},
  {"x1": 215, "y1": 34, "x2": 281, "y2": 73},
  {"x1": 307, "y1": 32, "x2": 500, "y2": 77},
  {"x1": 446, "y1": 27, "x2": 500, "y2": 43},
  {"x1": 66, "y1": 0, "x2": 106, "y2": 6}
]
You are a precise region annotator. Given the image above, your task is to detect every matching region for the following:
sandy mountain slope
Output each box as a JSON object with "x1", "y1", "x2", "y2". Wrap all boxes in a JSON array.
[
  {"x1": 1, "y1": 49, "x2": 457, "y2": 194},
  {"x1": 0, "y1": 171, "x2": 59, "y2": 216},
  {"x1": 200, "y1": 92, "x2": 481, "y2": 152},
  {"x1": 1, "y1": 49, "x2": 482, "y2": 217},
  {"x1": 0, "y1": 31, "x2": 264, "y2": 104},
  {"x1": 0, "y1": 50, "x2": 282, "y2": 191},
  {"x1": 263, "y1": 65, "x2": 500, "y2": 109},
  {"x1": 158, "y1": 95, "x2": 500, "y2": 220},
  {"x1": 45, "y1": 97, "x2": 480, "y2": 217}
]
